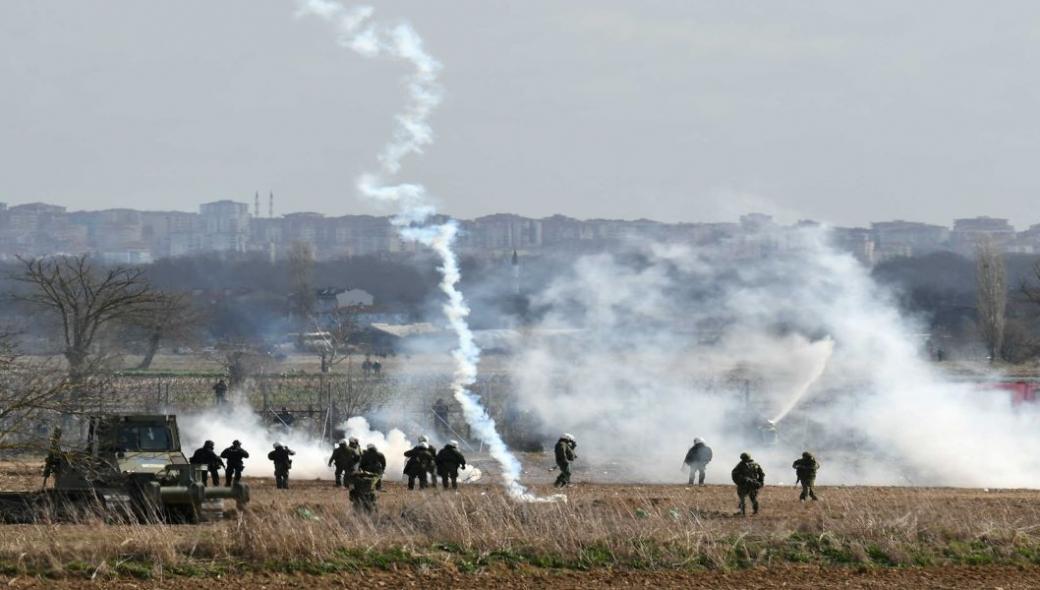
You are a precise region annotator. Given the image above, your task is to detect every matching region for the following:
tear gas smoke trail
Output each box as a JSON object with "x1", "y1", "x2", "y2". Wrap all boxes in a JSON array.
[
  {"x1": 769, "y1": 337, "x2": 834, "y2": 424},
  {"x1": 296, "y1": 1, "x2": 546, "y2": 500}
]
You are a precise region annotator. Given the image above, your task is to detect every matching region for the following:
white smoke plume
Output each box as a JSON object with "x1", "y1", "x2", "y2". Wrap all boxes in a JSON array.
[
  {"x1": 179, "y1": 402, "x2": 337, "y2": 480},
  {"x1": 512, "y1": 228, "x2": 1040, "y2": 488},
  {"x1": 341, "y1": 416, "x2": 412, "y2": 480},
  {"x1": 295, "y1": 1, "x2": 541, "y2": 499},
  {"x1": 179, "y1": 407, "x2": 413, "y2": 481}
]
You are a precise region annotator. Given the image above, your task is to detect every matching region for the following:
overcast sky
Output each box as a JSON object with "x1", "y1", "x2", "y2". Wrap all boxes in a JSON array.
[{"x1": 2, "y1": 1, "x2": 1039, "y2": 227}]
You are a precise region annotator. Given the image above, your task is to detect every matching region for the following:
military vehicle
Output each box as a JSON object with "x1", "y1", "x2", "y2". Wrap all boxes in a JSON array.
[{"x1": 0, "y1": 414, "x2": 249, "y2": 523}]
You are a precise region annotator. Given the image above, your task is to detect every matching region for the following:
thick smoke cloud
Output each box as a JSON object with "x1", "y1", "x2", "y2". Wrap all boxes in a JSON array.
[
  {"x1": 511, "y1": 228, "x2": 1040, "y2": 488},
  {"x1": 179, "y1": 406, "x2": 414, "y2": 481},
  {"x1": 179, "y1": 402, "x2": 339, "y2": 480}
]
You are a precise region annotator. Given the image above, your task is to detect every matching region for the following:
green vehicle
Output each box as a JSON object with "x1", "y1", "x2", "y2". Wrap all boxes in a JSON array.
[{"x1": 0, "y1": 414, "x2": 249, "y2": 523}]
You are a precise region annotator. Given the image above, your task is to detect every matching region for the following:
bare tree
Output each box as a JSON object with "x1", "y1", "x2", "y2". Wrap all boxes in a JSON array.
[
  {"x1": 335, "y1": 366, "x2": 387, "y2": 422},
  {"x1": 1023, "y1": 259, "x2": 1040, "y2": 309},
  {"x1": 8, "y1": 256, "x2": 161, "y2": 380},
  {"x1": 211, "y1": 339, "x2": 275, "y2": 390},
  {"x1": 0, "y1": 331, "x2": 72, "y2": 453},
  {"x1": 312, "y1": 305, "x2": 365, "y2": 373},
  {"x1": 287, "y1": 241, "x2": 315, "y2": 329},
  {"x1": 123, "y1": 292, "x2": 202, "y2": 370},
  {"x1": 975, "y1": 239, "x2": 1007, "y2": 363}
]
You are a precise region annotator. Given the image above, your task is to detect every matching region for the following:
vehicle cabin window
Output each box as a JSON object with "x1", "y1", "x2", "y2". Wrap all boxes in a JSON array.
[{"x1": 115, "y1": 425, "x2": 172, "y2": 451}]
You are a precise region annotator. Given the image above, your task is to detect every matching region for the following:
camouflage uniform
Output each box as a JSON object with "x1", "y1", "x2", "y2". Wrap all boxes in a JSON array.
[
  {"x1": 359, "y1": 447, "x2": 386, "y2": 490},
  {"x1": 553, "y1": 437, "x2": 577, "y2": 488},
  {"x1": 42, "y1": 428, "x2": 64, "y2": 484},
  {"x1": 731, "y1": 453, "x2": 765, "y2": 515},
  {"x1": 435, "y1": 445, "x2": 467, "y2": 489},
  {"x1": 403, "y1": 444, "x2": 436, "y2": 490},
  {"x1": 792, "y1": 452, "x2": 820, "y2": 501},
  {"x1": 348, "y1": 470, "x2": 381, "y2": 512},
  {"x1": 328, "y1": 443, "x2": 360, "y2": 487},
  {"x1": 220, "y1": 443, "x2": 249, "y2": 486}
]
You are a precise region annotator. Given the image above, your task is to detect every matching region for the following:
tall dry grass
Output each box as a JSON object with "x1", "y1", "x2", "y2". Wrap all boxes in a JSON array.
[{"x1": 2, "y1": 484, "x2": 1040, "y2": 577}]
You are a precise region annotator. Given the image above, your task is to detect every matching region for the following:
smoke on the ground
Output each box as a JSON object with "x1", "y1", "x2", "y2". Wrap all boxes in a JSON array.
[
  {"x1": 179, "y1": 400, "x2": 337, "y2": 480},
  {"x1": 340, "y1": 416, "x2": 412, "y2": 478},
  {"x1": 179, "y1": 405, "x2": 415, "y2": 482},
  {"x1": 509, "y1": 227, "x2": 1040, "y2": 488}
]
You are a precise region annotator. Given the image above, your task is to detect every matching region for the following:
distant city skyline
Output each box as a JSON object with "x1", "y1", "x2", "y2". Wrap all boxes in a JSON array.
[
  {"x1": 2, "y1": 196, "x2": 1039, "y2": 231},
  {"x1": 4, "y1": 2, "x2": 1040, "y2": 227},
  {"x1": 2, "y1": 199, "x2": 1038, "y2": 268}
]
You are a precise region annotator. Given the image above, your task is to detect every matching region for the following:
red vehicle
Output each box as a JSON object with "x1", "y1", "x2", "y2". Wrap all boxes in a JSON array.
[{"x1": 987, "y1": 381, "x2": 1039, "y2": 406}]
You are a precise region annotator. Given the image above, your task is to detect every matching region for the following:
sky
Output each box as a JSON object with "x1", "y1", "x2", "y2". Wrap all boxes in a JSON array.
[{"x1": 2, "y1": 1, "x2": 1039, "y2": 227}]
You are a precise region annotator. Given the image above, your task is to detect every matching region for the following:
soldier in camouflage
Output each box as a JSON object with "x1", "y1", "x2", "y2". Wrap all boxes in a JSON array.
[
  {"x1": 792, "y1": 451, "x2": 820, "y2": 501},
  {"x1": 731, "y1": 452, "x2": 765, "y2": 515},
  {"x1": 359, "y1": 443, "x2": 386, "y2": 490},
  {"x1": 348, "y1": 470, "x2": 381, "y2": 512},
  {"x1": 553, "y1": 433, "x2": 577, "y2": 488}
]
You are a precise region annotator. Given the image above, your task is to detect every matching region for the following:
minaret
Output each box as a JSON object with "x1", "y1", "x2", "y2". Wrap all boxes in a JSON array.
[
  {"x1": 254, "y1": 192, "x2": 260, "y2": 217},
  {"x1": 268, "y1": 192, "x2": 274, "y2": 218}
]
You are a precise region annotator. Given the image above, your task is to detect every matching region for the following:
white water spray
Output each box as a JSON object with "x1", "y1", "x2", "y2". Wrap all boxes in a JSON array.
[
  {"x1": 769, "y1": 337, "x2": 834, "y2": 424},
  {"x1": 296, "y1": 1, "x2": 547, "y2": 500}
]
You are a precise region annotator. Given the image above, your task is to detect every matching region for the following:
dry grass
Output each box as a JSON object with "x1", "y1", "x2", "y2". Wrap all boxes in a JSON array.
[{"x1": 3, "y1": 477, "x2": 1040, "y2": 579}]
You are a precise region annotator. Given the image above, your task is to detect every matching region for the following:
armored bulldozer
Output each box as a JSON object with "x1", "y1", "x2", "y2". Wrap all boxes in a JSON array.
[{"x1": 0, "y1": 414, "x2": 249, "y2": 523}]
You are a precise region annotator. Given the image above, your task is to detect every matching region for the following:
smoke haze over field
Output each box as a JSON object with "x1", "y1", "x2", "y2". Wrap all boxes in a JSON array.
[{"x1": 510, "y1": 228, "x2": 1040, "y2": 488}]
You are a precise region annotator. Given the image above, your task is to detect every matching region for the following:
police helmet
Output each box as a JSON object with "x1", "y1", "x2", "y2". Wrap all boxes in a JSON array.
[
  {"x1": 348, "y1": 436, "x2": 359, "y2": 444},
  {"x1": 740, "y1": 452, "x2": 751, "y2": 461},
  {"x1": 273, "y1": 442, "x2": 283, "y2": 449},
  {"x1": 366, "y1": 443, "x2": 377, "y2": 450},
  {"x1": 561, "y1": 433, "x2": 575, "y2": 442},
  {"x1": 418, "y1": 435, "x2": 429, "y2": 443},
  {"x1": 447, "y1": 440, "x2": 459, "y2": 448},
  {"x1": 693, "y1": 437, "x2": 704, "y2": 445}
]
